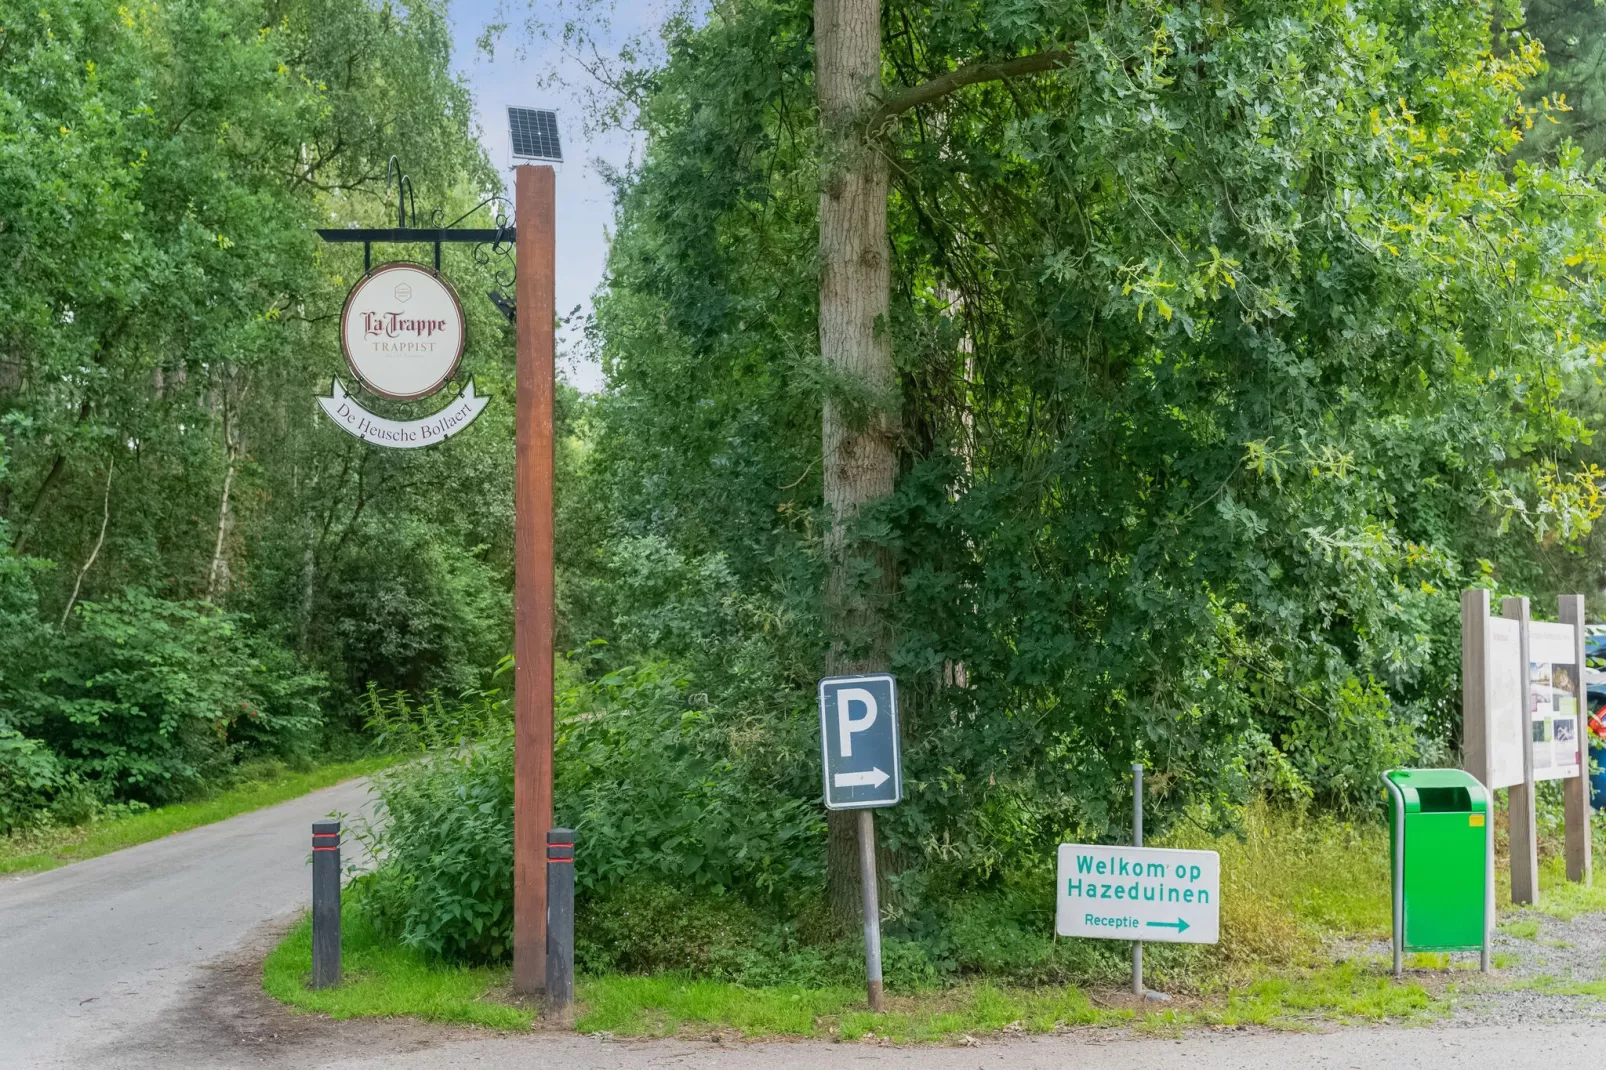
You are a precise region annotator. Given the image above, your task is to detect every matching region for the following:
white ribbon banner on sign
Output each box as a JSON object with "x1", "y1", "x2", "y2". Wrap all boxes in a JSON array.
[{"x1": 317, "y1": 379, "x2": 488, "y2": 449}]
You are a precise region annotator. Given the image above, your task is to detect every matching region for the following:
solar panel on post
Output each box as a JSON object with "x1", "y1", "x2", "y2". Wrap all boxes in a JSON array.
[{"x1": 509, "y1": 108, "x2": 563, "y2": 162}]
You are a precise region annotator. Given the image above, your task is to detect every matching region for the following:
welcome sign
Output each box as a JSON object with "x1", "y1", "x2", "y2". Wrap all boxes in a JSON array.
[{"x1": 1055, "y1": 844, "x2": 1220, "y2": 944}]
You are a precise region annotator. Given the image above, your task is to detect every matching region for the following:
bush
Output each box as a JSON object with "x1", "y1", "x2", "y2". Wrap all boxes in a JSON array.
[
  {"x1": 363, "y1": 658, "x2": 826, "y2": 965},
  {"x1": 364, "y1": 732, "x2": 515, "y2": 963},
  {"x1": 1, "y1": 590, "x2": 325, "y2": 804},
  {"x1": 557, "y1": 659, "x2": 824, "y2": 896},
  {"x1": 0, "y1": 727, "x2": 66, "y2": 834}
]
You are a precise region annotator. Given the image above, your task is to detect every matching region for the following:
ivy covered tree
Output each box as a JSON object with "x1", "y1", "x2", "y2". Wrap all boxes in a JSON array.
[{"x1": 572, "y1": 0, "x2": 1606, "y2": 921}]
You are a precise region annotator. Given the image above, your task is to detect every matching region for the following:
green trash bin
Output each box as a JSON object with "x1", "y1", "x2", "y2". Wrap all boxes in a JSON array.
[{"x1": 1381, "y1": 768, "x2": 1492, "y2": 975}]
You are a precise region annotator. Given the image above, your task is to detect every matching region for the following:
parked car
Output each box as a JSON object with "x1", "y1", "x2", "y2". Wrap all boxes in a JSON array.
[
  {"x1": 1587, "y1": 624, "x2": 1606, "y2": 668},
  {"x1": 1585, "y1": 663, "x2": 1606, "y2": 810}
]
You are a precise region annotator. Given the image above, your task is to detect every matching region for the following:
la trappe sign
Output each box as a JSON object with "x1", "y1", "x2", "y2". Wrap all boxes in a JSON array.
[
  {"x1": 342, "y1": 263, "x2": 466, "y2": 400},
  {"x1": 318, "y1": 262, "x2": 487, "y2": 448}
]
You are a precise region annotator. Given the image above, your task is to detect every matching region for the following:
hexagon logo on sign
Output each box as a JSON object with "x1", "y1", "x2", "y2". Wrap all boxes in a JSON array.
[{"x1": 340, "y1": 262, "x2": 466, "y2": 400}]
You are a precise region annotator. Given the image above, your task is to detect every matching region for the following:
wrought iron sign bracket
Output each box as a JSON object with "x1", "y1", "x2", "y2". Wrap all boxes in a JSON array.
[
  {"x1": 315, "y1": 227, "x2": 516, "y2": 275},
  {"x1": 318, "y1": 157, "x2": 515, "y2": 274}
]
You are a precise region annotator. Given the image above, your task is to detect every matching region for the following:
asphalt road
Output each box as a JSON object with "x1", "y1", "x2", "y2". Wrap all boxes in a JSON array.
[
  {"x1": 0, "y1": 777, "x2": 376, "y2": 1070},
  {"x1": 299, "y1": 1022, "x2": 1606, "y2": 1069}
]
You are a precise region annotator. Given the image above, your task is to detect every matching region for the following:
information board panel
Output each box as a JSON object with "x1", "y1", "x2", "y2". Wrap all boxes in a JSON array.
[
  {"x1": 1487, "y1": 617, "x2": 1526, "y2": 789},
  {"x1": 1530, "y1": 621, "x2": 1582, "y2": 781}
]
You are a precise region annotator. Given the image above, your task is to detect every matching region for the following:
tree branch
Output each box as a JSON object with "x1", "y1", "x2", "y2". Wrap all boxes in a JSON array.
[
  {"x1": 12, "y1": 453, "x2": 67, "y2": 554},
  {"x1": 61, "y1": 458, "x2": 114, "y2": 626},
  {"x1": 867, "y1": 51, "x2": 1074, "y2": 133}
]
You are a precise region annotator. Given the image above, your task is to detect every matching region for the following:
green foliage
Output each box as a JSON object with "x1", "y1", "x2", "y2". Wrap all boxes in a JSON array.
[
  {"x1": 558, "y1": 657, "x2": 825, "y2": 893},
  {"x1": 361, "y1": 659, "x2": 514, "y2": 754},
  {"x1": 1519, "y1": 0, "x2": 1606, "y2": 163},
  {"x1": 318, "y1": 517, "x2": 513, "y2": 696},
  {"x1": 568, "y1": 0, "x2": 1606, "y2": 914},
  {"x1": 1, "y1": 590, "x2": 324, "y2": 803},
  {"x1": 0, "y1": 727, "x2": 70, "y2": 835},
  {"x1": 364, "y1": 732, "x2": 515, "y2": 963},
  {"x1": 364, "y1": 658, "x2": 827, "y2": 963},
  {"x1": 0, "y1": 0, "x2": 508, "y2": 824}
]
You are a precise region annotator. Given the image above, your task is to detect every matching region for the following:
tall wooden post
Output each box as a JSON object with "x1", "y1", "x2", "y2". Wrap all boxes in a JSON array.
[
  {"x1": 1503, "y1": 595, "x2": 1539, "y2": 906},
  {"x1": 1462, "y1": 590, "x2": 1493, "y2": 788},
  {"x1": 1560, "y1": 595, "x2": 1593, "y2": 885},
  {"x1": 513, "y1": 164, "x2": 557, "y2": 995}
]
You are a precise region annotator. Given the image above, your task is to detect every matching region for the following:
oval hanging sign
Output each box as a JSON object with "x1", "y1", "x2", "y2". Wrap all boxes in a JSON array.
[{"x1": 340, "y1": 262, "x2": 467, "y2": 400}]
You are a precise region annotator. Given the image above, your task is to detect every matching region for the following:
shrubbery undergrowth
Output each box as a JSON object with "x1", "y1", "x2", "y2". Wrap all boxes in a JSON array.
[
  {"x1": 359, "y1": 668, "x2": 1395, "y2": 990},
  {"x1": 0, "y1": 591, "x2": 325, "y2": 833}
]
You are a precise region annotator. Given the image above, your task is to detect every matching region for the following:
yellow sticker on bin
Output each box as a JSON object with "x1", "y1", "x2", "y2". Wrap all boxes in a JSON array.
[{"x1": 1470, "y1": 814, "x2": 1485, "y2": 827}]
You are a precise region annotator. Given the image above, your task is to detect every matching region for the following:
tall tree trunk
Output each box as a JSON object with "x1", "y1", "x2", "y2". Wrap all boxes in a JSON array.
[
  {"x1": 207, "y1": 429, "x2": 239, "y2": 602},
  {"x1": 60, "y1": 458, "x2": 114, "y2": 626},
  {"x1": 297, "y1": 522, "x2": 317, "y2": 651},
  {"x1": 816, "y1": 0, "x2": 900, "y2": 927}
]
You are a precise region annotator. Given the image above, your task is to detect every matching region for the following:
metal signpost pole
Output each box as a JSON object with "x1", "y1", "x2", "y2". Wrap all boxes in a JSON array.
[
  {"x1": 513, "y1": 163, "x2": 557, "y2": 996},
  {"x1": 1482, "y1": 777, "x2": 1493, "y2": 974},
  {"x1": 858, "y1": 810, "x2": 884, "y2": 1012},
  {"x1": 1131, "y1": 764, "x2": 1143, "y2": 997}
]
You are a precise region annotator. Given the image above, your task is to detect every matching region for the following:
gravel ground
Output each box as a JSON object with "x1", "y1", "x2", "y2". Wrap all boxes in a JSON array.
[
  {"x1": 1449, "y1": 906, "x2": 1606, "y2": 1023},
  {"x1": 1340, "y1": 902, "x2": 1606, "y2": 1025}
]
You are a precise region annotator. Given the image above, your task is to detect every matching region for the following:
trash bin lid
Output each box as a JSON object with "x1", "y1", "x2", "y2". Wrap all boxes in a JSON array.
[{"x1": 1383, "y1": 768, "x2": 1489, "y2": 815}]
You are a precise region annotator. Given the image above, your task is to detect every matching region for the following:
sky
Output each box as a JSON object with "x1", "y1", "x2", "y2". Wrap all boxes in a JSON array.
[{"x1": 444, "y1": 1, "x2": 676, "y2": 392}]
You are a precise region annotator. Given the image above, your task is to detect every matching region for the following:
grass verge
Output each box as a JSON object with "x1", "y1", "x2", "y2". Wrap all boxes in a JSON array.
[
  {"x1": 265, "y1": 910, "x2": 1442, "y2": 1042},
  {"x1": 260, "y1": 801, "x2": 1447, "y2": 1042},
  {"x1": 0, "y1": 756, "x2": 395, "y2": 876},
  {"x1": 574, "y1": 962, "x2": 1442, "y2": 1040},
  {"x1": 1532, "y1": 857, "x2": 1606, "y2": 919},
  {"x1": 1516, "y1": 975, "x2": 1606, "y2": 999},
  {"x1": 265, "y1": 903, "x2": 535, "y2": 1030}
]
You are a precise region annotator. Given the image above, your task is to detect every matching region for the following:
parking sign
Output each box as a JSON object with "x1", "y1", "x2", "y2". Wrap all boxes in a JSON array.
[{"x1": 818, "y1": 674, "x2": 901, "y2": 810}]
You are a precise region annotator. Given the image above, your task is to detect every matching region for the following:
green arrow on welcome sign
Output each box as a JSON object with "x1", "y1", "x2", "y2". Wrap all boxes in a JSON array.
[{"x1": 1145, "y1": 918, "x2": 1190, "y2": 934}]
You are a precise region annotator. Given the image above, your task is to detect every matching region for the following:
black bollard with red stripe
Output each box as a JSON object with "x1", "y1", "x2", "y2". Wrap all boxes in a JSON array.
[
  {"x1": 546, "y1": 828, "x2": 575, "y2": 1016},
  {"x1": 311, "y1": 819, "x2": 341, "y2": 989}
]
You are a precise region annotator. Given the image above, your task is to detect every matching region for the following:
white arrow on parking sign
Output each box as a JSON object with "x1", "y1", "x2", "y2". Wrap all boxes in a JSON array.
[{"x1": 833, "y1": 768, "x2": 890, "y2": 789}]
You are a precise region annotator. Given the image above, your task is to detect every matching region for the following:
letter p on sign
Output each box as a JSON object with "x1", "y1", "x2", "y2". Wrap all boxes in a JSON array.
[
  {"x1": 819, "y1": 674, "x2": 901, "y2": 810},
  {"x1": 837, "y1": 688, "x2": 877, "y2": 757}
]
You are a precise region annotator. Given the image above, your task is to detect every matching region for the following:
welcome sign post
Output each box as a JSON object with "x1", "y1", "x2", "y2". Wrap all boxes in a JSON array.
[
  {"x1": 1055, "y1": 845, "x2": 1221, "y2": 943},
  {"x1": 1057, "y1": 765, "x2": 1219, "y2": 998},
  {"x1": 316, "y1": 118, "x2": 565, "y2": 997}
]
